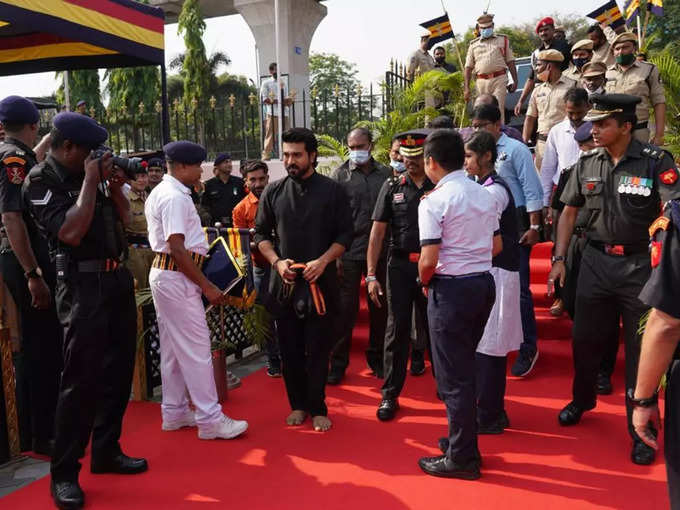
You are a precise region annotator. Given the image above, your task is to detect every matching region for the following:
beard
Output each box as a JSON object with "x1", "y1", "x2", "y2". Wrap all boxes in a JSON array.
[
  {"x1": 286, "y1": 163, "x2": 311, "y2": 182},
  {"x1": 252, "y1": 186, "x2": 265, "y2": 198}
]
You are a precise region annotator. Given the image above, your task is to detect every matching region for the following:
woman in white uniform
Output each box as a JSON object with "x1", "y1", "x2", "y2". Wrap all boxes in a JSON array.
[{"x1": 464, "y1": 131, "x2": 523, "y2": 433}]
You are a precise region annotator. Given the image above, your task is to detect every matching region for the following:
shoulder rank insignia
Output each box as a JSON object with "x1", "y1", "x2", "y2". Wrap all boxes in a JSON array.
[
  {"x1": 649, "y1": 215, "x2": 670, "y2": 238},
  {"x1": 651, "y1": 239, "x2": 663, "y2": 268},
  {"x1": 3, "y1": 156, "x2": 27, "y2": 185},
  {"x1": 399, "y1": 175, "x2": 407, "y2": 186},
  {"x1": 660, "y1": 168, "x2": 678, "y2": 185}
]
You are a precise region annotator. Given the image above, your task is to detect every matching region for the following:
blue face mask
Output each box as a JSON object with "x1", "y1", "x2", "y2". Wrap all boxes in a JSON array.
[
  {"x1": 349, "y1": 150, "x2": 371, "y2": 165},
  {"x1": 481, "y1": 28, "x2": 494, "y2": 39},
  {"x1": 390, "y1": 159, "x2": 406, "y2": 173},
  {"x1": 573, "y1": 57, "x2": 589, "y2": 69}
]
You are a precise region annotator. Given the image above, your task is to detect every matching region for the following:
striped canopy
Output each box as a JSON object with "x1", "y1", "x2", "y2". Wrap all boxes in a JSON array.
[{"x1": 0, "y1": 0, "x2": 164, "y2": 76}]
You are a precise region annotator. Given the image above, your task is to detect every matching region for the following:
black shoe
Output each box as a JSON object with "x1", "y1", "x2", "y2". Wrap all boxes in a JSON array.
[
  {"x1": 410, "y1": 350, "x2": 426, "y2": 376},
  {"x1": 596, "y1": 372, "x2": 613, "y2": 395},
  {"x1": 32, "y1": 438, "x2": 55, "y2": 457},
  {"x1": 377, "y1": 398, "x2": 399, "y2": 421},
  {"x1": 478, "y1": 416, "x2": 505, "y2": 435},
  {"x1": 418, "y1": 455, "x2": 481, "y2": 480},
  {"x1": 558, "y1": 402, "x2": 587, "y2": 426},
  {"x1": 511, "y1": 349, "x2": 539, "y2": 377},
  {"x1": 266, "y1": 360, "x2": 282, "y2": 378},
  {"x1": 51, "y1": 480, "x2": 84, "y2": 510},
  {"x1": 327, "y1": 369, "x2": 344, "y2": 385},
  {"x1": 631, "y1": 440, "x2": 656, "y2": 465},
  {"x1": 91, "y1": 454, "x2": 148, "y2": 474}
]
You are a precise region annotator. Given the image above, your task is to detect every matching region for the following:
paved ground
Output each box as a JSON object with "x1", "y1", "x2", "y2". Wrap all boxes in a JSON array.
[{"x1": 0, "y1": 351, "x2": 268, "y2": 499}]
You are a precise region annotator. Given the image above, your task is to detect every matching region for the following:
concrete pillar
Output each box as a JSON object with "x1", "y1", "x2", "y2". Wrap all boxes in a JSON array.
[{"x1": 234, "y1": 0, "x2": 326, "y2": 129}]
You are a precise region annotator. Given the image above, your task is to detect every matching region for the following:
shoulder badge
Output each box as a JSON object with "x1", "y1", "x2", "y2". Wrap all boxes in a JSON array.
[
  {"x1": 660, "y1": 168, "x2": 679, "y2": 186},
  {"x1": 2, "y1": 155, "x2": 27, "y2": 185},
  {"x1": 649, "y1": 215, "x2": 670, "y2": 238}
]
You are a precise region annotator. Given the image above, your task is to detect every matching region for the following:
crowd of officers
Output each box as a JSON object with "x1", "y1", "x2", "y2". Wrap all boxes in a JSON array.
[{"x1": 0, "y1": 9, "x2": 679, "y2": 510}]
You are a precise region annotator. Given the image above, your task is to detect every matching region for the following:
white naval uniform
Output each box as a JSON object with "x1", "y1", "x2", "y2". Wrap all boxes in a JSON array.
[
  {"x1": 476, "y1": 182, "x2": 523, "y2": 357},
  {"x1": 145, "y1": 174, "x2": 223, "y2": 426}
]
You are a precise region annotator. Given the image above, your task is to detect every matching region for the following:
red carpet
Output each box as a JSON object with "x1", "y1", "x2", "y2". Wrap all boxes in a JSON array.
[{"x1": 2, "y1": 243, "x2": 669, "y2": 509}]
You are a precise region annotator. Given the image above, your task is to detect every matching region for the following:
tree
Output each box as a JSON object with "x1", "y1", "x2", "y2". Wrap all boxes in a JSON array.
[
  {"x1": 55, "y1": 69, "x2": 104, "y2": 114},
  {"x1": 645, "y1": 0, "x2": 680, "y2": 54},
  {"x1": 177, "y1": 0, "x2": 209, "y2": 108},
  {"x1": 309, "y1": 52, "x2": 360, "y2": 92},
  {"x1": 168, "y1": 50, "x2": 231, "y2": 101}
]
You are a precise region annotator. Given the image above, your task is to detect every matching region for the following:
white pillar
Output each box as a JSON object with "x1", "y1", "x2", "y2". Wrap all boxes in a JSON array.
[{"x1": 234, "y1": 0, "x2": 327, "y2": 129}]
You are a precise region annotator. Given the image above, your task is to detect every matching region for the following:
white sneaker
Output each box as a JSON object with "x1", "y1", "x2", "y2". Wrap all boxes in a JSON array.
[
  {"x1": 162, "y1": 411, "x2": 197, "y2": 431},
  {"x1": 198, "y1": 415, "x2": 248, "y2": 440}
]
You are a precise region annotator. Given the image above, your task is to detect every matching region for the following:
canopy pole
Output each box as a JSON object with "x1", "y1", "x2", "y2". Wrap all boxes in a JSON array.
[
  {"x1": 161, "y1": 62, "x2": 170, "y2": 145},
  {"x1": 274, "y1": 0, "x2": 283, "y2": 159},
  {"x1": 64, "y1": 70, "x2": 71, "y2": 111}
]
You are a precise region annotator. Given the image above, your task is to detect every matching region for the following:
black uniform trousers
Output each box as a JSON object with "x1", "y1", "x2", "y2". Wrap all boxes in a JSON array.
[
  {"x1": 475, "y1": 353, "x2": 507, "y2": 426},
  {"x1": 667, "y1": 360, "x2": 680, "y2": 510},
  {"x1": 428, "y1": 273, "x2": 495, "y2": 464},
  {"x1": 330, "y1": 258, "x2": 387, "y2": 374},
  {"x1": 0, "y1": 249, "x2": 62, "y2": 449},
  {"x1": 572, "y1": 244, "x2": 650, "y2": 440},
  {"x1": 382, "y1": 254, "x2": 428, "y2": 400},
  {"x1": 51, "y1": 267, "x2": 137, "y2": 482}
]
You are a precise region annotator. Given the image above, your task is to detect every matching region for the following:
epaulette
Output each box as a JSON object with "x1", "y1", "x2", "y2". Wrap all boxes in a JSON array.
[
  {"x1": 641, "y1": 146, "x2": 664, "y2": 160},
  {"x1": 649, "y1": 215, "x2": 670, "y2": 237},
  {"x1": 26, "y1": 164, "x2": 46, "y2": 183},
  {"x1": 581, "y1": 148, "x2": 601, "y2": 158},
  {"x1": 470, "y1": 36, "x2": 481, "y2": 44}
]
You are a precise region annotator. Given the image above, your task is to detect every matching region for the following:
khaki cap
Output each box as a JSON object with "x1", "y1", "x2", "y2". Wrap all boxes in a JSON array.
[
  {"x1": 612, "y1": 31, "x2": 638, "y2": 47},
  {"x1": 571, "y1": 39, "x2": 594, "y2": 53},
  {"x1": 581, "y1": 61, "x2": 607, "y2": 78},
  {"x1": 537, "y1": 49, "x2": 565, "y2": 63},
  {"x1": 477, "y1": 13, "x2": 494, "y2": 28}
]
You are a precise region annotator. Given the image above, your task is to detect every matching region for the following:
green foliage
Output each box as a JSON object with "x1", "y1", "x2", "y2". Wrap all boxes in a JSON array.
[
  {"x1": 651, "y1": 48, "x2": 680, "y2": 154},
  {"x1": 646, "y1": 0, "x2": 680, "y2": 52},
  {"x1": 55, "y1": 70, "x2": 104, "y2": 114},
  {"x1": 309, "y1": 52, "x2": 359, "y2": 92},
  {"x1": 177, "y1": 0, "x2": 210, "y2": 108},
  {"x1": 104, "y1": 66, "x2": 160, "y2": 113},
  {"x1": 316, "y1": 134, "x2": 349, "y2": 160},
  {"x1": 241, "y1": 304, "x2": 273, "y2": 349}
]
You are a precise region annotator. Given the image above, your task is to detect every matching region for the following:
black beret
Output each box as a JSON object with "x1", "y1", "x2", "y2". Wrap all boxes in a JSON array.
[
  {"x1": 53, "y1": 112, "x2": 108, "y2": 147},
  {"x1": 0, "y1": 95, "x2": 39, "y2": 125},
  {"x1": 163, "y1": 140, "x2": 207, "y2": 164},
  {"x1": 147, "y1": 157, "x2": 164, "y2": 169},
  {"x1": 214, "y1": 152, "x2": 231, "y2": 165}
]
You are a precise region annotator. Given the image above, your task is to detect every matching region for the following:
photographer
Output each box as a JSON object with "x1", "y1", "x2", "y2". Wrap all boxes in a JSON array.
[{"x1": 23, "y1": 112, "x2": 147, "y2": 510}]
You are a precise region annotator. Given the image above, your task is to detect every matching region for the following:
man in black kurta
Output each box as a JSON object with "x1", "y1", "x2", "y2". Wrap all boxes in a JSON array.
[{"x1": 255, "y1": 128, "x2": 353, "y2": 432}]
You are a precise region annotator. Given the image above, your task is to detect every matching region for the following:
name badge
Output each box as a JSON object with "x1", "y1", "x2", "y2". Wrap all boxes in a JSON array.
[
  {"x1": 618, "y1": 175, "x2": 652, "y2": 197},
  {"x1": 393, "y1": 192, "x2": 405, "y2": 204}
]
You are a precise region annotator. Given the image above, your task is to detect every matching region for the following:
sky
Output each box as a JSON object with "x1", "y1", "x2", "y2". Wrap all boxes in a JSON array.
[{"x1": 0, "y1": 0, "x2": 602, "y2": 100}]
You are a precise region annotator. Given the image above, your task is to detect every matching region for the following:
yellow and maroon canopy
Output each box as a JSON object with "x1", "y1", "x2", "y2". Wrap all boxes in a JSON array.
[{"x1": 0, "y1": 0, "x2": 164, "y2": 76}]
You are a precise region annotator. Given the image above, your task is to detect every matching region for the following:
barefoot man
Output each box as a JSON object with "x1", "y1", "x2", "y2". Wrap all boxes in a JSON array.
[{"x1": 255, "y1": 128, "x2": 353, "y2": 432}]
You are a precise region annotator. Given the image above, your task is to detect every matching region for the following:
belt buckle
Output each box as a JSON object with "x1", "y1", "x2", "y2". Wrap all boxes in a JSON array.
[{"x1": 605, "y1": 244, "x2": 624, "y2": 256}]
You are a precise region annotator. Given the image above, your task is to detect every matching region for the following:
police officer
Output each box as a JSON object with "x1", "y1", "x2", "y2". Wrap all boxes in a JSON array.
[
  {"x1": 464, "y1": 13, "x2": 518, "y2": 124},
  {"x1": 146, "y1": 157, "x2": 165, "y2": 191},
  {"x1": 0, "y1": 96, "x2": 62, "y2": 456},
  {"x1": 605, "y1": 32, "x2": 666, "y2": 145},
  {"x1": 201, "y1": 152, "x2": 245, "y2": 227},
  {"x1": 581, "y1": 61, "x2": 608, "y2": 98},
  {"x1": 416, "y1": 129, "x2": 499, "y2": 480},
  {"x1": 633, "y1": 199, "x2": 680, "y2": 509},
  {"x1": 406, "y1": 35, "x2": 435, "y2": 82},
  {"x1": 125, "y1": 163, "x2": 154, "y2": 289},
  {"x1": 563, "y1": 39, "x2": 594, "y2": 83},
  {"x1": 23, "y1": 113, "x2": 147, "y2": 509},
  {"x1": 367, "y1": 129, "x2": 434, "y2": 421},
  {"x1": 548, "y1": 94, "x2": 680, "y2": 466}
]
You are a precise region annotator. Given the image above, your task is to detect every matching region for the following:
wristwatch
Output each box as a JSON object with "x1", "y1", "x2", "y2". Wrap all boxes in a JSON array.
[
  {"x1": 24, "y1": 267, "x2": 43, "y2": 279},
  {"x1": 626, "y1": 388, "x2": 658, "y2": 408},
  {"x1": 365, "y1": 275, "x2": 378, "y2": 283},
  {"x1": 551, "y1": 255, "x2": 565, "y2": 264},
  {"x1": 530, "y1": 224, "x2": 542, "y2": 231}
]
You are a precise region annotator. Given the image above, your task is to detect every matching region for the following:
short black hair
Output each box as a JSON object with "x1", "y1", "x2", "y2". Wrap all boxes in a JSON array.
[
  {"x1": 564, "y1": 87, "x2": 589, "y2": 107},
  {"x1": 587, "y1": 24, "x2": 604, "y2": 36},
  {"x1": 433, "y1": 46, "x2": 445, "y2": 53},
  {"x1": 472, "y1": 104, "x2": 501, "y2": 123},
  {"x1": 476, "y1": 94, "x2": 499, "y2": 108},
  {"x1": 465, "y1": 131, "x2": 497, "y2": 166},
  {"x1": 611, "y1": 111, "x2": 638, "y2": 130},
  {"x1": 49, "y1": 127, "x2": 67, "y2": 149},
  {"x1": 424, "y1": 129, "x2": 465, "y2": 172},
  {"x1": 348, "y1": 126, "x2": 373, "y2": 144},
  {"x1": 269, "y1": 62, "x2": 277, "y2": 71},
  {"x1": 427, "y1": 115, "x2": 454, "y2": 130},
  {"x1": 282, "y1": 128, "x2": 319, "y2": 167},
  {"x1": 243, "y1": 160, "x2": 269, "y2": 176},
  {"x1": 0, "y1": 121, "x2": 24, "y2": 134}
]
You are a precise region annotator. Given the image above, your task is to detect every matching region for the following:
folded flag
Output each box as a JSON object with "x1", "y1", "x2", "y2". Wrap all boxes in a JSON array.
[
  {"x1": 623, "y1": 0, "x2": 640, "y2": 26},
  {"x1": 420, "y1": 13, "x2": 454, "y2": 46},
  {"x1": 647, "y1": 0, "x2": 664, "y2": 16},
  {"x1": 587, "y1": 0, "x2": 625, "y2": 30}
]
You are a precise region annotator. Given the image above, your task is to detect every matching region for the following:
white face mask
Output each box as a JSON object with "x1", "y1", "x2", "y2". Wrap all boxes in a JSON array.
[
  {"x1": 349, "y1": 150, "x2": 371, "y2": 165},
  {"x1": 586, "y1": 85, "x2": 604, "y2": 97},
  {"x1": 390, "y1": 159, "x2": 406, "y2": 173}
]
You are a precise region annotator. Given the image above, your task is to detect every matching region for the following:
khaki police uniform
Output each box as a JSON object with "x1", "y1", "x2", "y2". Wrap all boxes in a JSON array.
[
  {"x1": 406, "y1": 49, "x2": 435, "y2": 82},
  {"x1": 605, "y1": 61, "x2": 665, "y2": 143},
  {"x1": 592, "y1": 41, "x2": 615, "y2": 68},
  {"x1": 125, "y1": 189, "x2": 154, "y2": 289}
]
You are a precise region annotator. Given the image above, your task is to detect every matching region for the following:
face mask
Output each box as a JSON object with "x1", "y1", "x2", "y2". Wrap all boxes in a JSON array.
[
  {"x1": 573, "y1": 57, "x2": 589, "y2": 69},
  {"x1": 537, "y1": 69, "x2": 550, "y2": 82},
  {"x1": 616, "y1": 53, "x2": 635, "y2": 66},
  {"x1": 586, "y1": 86, "x2": 604, "y2": 97},
  {"x1": 349, "y1": 150, "x2": 371, "y2": 165},
  {"x1": 390, "y1": 159, "x2": 406, "y2": 173},
  {"x1": 435, "y1": 56, "x2": 446, "y2": 64},
  {"x1": 481, "y1": 28, "x2": 494, "y2": 39}
]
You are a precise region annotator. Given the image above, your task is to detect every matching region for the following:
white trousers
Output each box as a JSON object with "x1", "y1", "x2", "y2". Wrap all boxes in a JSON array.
[{"x1": 149, "y1": 268, "x2": 223, "y2": 426}]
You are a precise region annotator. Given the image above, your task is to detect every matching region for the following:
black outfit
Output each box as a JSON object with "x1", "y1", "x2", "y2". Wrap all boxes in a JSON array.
[
  {"x1": 372, "y1": 173, "x2": 434, "y2": 400},
  {"x1": 329, "y1": 159, "x2": 391, "y2": 375},
  {"x1": 560, "y1": 141, "x2": 680, "y2": 442},
  {"x1": 529, "y1": 39, "x2": 571, "y2": 79},
  {"x1": 639, "y1": 200, "x2": 680, "y2": 509},
  {"x1": 434, "y1": 62, "x2": 457, "y2": 73},
  {"x1": 23, "y1": 156, "x2": 137, "y2": 482},
  {"x1": 200, "y1": 175, "x2": 246, "y2": 226},
  {"x1": 254, "y1": 172, "x2": 353, "y2": 416},
  {"x1": 0, "y1": 138, "x2": 63, "y2": 453}
]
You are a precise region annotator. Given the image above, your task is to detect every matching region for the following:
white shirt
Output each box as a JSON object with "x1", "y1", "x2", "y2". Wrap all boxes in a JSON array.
[
  {"x1": 145, "y1": 174, "x2": 209, "y2": 255},
  {"x1": 260, "y1": 76, "x2": 289, "y2": 117},
  {"x1": 540, "y1": 118, "x2": 582, "y2": 206},
  {"x1": 482, "y1": 179, "x2": 511, "y2": 220},
  {"x1": 418, "y1": 171, "x2": 499, "y2": 276}
]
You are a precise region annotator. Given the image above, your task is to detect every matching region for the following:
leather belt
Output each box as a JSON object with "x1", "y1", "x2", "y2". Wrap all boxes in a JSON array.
[
  {"x1": 76, "y1": 258, "x2": 120, "y2": 272},
  {"x1": 433, "y1": 271, "x2": 489, "y2": 280},
  {"x1": 588, "y1": 241, "x2": 648, "y2": 257},
  {"x1": 288, "y1": 263, "x2": 326, "y2": 316},
  {"x1": 127, "y1": 234, "x2": 150, "y2": 246},
  {"x1": 476, "y1": 69, "x2": 506, "y2": 80},
  {"x1": 537, "y1": 133, "x2": 548, "y2": 142},
  {"x1": 634, "y1": 122, "x2": 648, "y2": 130},
  {"x1": 152, "y1": 251, "x2": 206, "y2": 271}
]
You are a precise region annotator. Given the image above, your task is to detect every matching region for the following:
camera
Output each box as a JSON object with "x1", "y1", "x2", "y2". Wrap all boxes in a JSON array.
[{"x1": 93, "y1": 146, "x2": 145, "y2": 180}]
